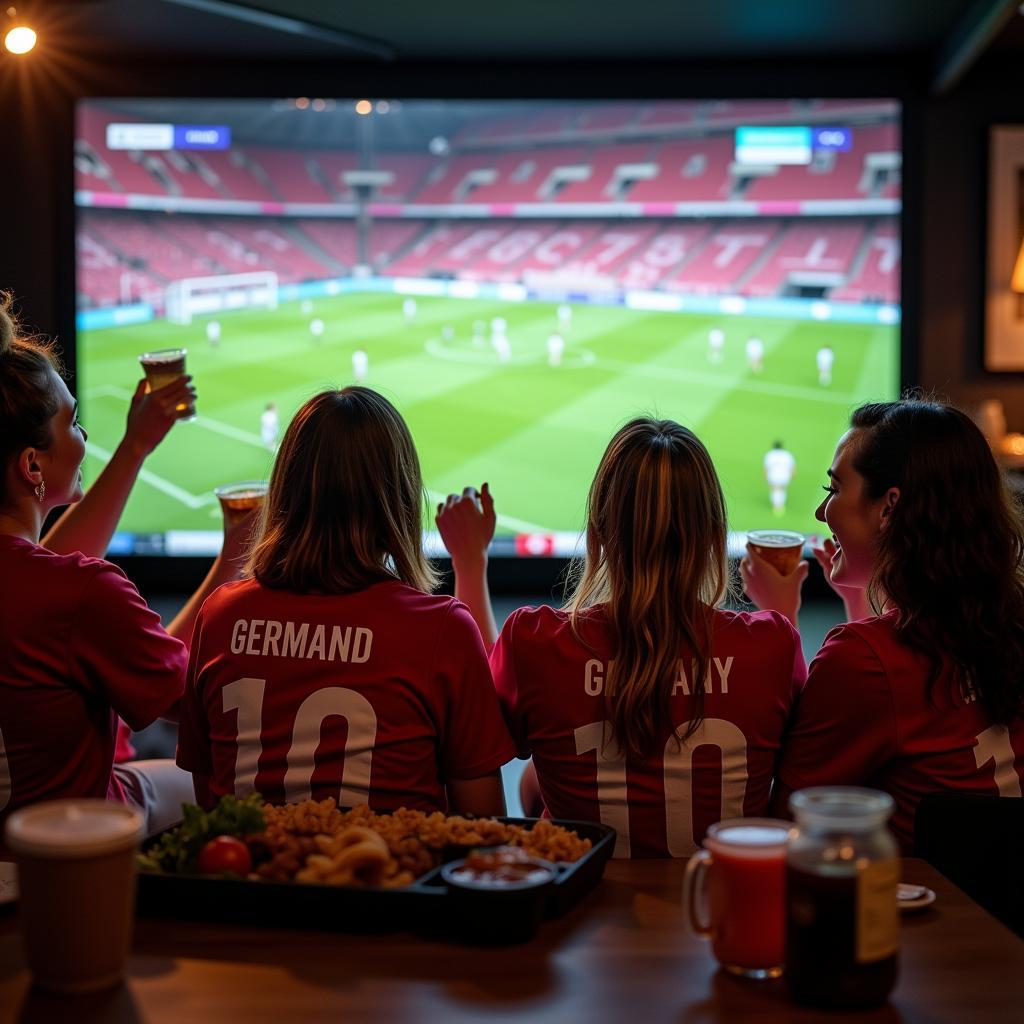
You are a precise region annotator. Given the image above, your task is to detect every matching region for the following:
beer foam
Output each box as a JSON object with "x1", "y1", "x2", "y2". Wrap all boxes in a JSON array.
[
  {"x1": 139, "y1": 348, "x2": 187, "y2": 365},
  {"x1": 747, "y1": 531, "x2": 805, "y2": 549},
  {"x1": 5, "y1": 800, "x2": 143, "y2": 859},
  {"x1": 715, "y1": 825, "x2": 791, "y2": 847}
]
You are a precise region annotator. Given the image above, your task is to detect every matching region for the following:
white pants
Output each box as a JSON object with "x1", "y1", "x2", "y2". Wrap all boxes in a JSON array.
[{"x1": 114, "y1": 759, "x2": 195, "y2": 837}]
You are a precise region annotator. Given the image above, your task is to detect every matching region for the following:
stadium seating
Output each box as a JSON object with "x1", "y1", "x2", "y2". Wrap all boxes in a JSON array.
[
  {"x1": 207, "y1": 219, "x2": 335, "y2": 281},
  {"x1": 744, "y1": 123, "x2": 900, "y2": 203},
  {"x1": 554, "y1": 144, "x2": 654, "y2": 203},
  {"x1": 662, "y1": 221, "x2": 780, "y2": 294},
  {"x1": 741, "y1": 221, "x2": 866, "y2": 297},
  {"x1": 618, "y1": 223, "x2": 714, "y2": 289},
  {"x1": 831, "y1": 222, "x2": 900, "y2": 303},
  {"x1": 246, "y1": 147, "x2": 335, "y2": 204},
  {"x1": 85, "y1": 212, "x2": 217, "y2": 284},
  {"x1": 561, "y1": 222, "x2": 662, "y2": 280},
  {"x1": 627, "y1": 136, "x2": 735, "y2": 202},
  {"x1": 198, "y1": 151, "x2": 277, "y2": 202},
  {"x1": 384, "y1": 223, "x2": 484, "y2": 277}
]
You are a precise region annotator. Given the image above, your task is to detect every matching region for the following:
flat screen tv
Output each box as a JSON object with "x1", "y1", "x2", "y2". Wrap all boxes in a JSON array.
[{"x1": 74, "y1": 97, "x2": 901, "y2": 559}]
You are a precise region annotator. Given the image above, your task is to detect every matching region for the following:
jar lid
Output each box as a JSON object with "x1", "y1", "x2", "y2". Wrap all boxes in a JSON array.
[
  {"x1": 790, "y1": 786, "x2": 894, "y2": 831},
  {"x1": 5, "y1": 800, "x2": 144, "y2": 859}
]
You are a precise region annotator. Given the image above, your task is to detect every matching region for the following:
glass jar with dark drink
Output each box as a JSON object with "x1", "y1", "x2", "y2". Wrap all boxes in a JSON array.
[{"x1": 785, "y1": 787, "x2": 899, "y2": 1009}]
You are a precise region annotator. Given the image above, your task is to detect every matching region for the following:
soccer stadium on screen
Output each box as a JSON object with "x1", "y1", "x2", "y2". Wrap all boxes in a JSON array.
[{"x1": 75, "y1": 99, "x2": 900, "y2": 557}]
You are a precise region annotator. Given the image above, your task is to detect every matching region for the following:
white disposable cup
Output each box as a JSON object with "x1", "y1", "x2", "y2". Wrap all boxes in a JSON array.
[{"x1": 5, "y1": 800, "x2": 144, "y2": 993}]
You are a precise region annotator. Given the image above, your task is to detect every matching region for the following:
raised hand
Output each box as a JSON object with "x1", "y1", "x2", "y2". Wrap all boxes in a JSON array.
[
  {"x1": 436, "y1": 483, "x2": 496, "y2": 570},
  {"x1": 124, "y1": 376, "x2": 197, "y2": 458},
  {"x1": 740, "y1": 543, "x2": 809, "y2": 626}
]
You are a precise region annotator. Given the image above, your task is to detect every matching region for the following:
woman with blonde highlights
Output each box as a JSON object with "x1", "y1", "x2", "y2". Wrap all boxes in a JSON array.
[
  {"x1": 441, "y1": 418, "x2": 805, "y2": 857},
  {"x1": 743, "y1": 398, "x2": 1024, "y2": 850},
  {"x1": 178, "y1": 387, "x2": 514, "y2": 816}
]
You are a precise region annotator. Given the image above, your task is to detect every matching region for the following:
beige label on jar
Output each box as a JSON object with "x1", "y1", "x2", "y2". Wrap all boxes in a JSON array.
[{"x1": 856, "y1": 858, "x2": 900, "y2": 962}]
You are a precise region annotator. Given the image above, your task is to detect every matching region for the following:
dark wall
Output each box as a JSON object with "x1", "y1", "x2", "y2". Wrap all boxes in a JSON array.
[{"x1": 914, "y1": 56, "x2": 1024, "y2": 424}]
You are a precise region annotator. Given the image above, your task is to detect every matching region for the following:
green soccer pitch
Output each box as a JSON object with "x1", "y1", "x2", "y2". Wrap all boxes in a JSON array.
[{"x1": 78, "y1": 292, "x2": 898, "y2": 543}]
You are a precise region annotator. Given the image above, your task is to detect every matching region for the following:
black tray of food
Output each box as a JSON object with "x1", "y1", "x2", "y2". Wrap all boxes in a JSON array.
[{"x1": 136, "y1": 813, "x2": 615, "y2": 939}]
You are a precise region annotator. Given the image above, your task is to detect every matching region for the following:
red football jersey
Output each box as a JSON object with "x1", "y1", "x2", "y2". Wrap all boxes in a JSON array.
[
  {"x1": 776, "y1": 611, "x2": 1024, "y2": 851},
  {"x1": 0, "y1": 536, "x2": 186, "y2": 826},
  {"x1": 177, "y1": 578, "x2": 516, "y2": 811},
  {"x1": 490, "y1": 604, "x2": 806, "y2": 857}
]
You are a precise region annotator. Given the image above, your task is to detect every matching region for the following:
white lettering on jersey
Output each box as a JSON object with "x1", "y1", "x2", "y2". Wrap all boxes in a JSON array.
[
  {"x1": 575, "y1": 721, "x2": 630, "y2": 857},
  {"x1": 574, "y1": 716, "x2": 751, "y2": 858},
  {"x1": 584, "y1": 657, "x2": 734, "y2": 697},
  {"x1": 973, "y1": 724, "x2": 1023, "y2": 797},
  {"x1": 228, "y1": 620, "x2": 374, "y2": 663},
  {"x1": 222, "y1": 677, "x2": 267, "y2": 796},
  {"x1": 283, "y1": 688, "x2": 377, "y2": 805},
  {"x1": 664, "y1": 718, "x2": 748, "y2": 856}
]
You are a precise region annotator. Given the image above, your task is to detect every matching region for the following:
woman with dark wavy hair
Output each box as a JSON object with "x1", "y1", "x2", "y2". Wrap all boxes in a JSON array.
[
  {"x1": 441, "y1": 418, "x2": 806, "y2": 857},
  {"x1": 743, "y1": 398, "x2": 1024, "y2": 850}
]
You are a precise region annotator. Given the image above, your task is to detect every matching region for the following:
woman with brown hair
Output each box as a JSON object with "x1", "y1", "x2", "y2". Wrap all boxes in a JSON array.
[
  {"x1": 177, "y1": 387, "x2": 514, "y2": 815},
  {"x1": 742, "y1": 399, "x2": 1024, "y2": 850},
  {"x1": 0, "y1": 294, "x2": 246, "y2": 833},
  {"x1": 440, "y1": 418, "x2": 806, "y2": 856}
]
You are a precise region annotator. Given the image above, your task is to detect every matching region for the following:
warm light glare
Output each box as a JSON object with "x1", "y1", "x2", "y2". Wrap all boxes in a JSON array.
[
  {"x1": 355, "y1": 99, "x2": 372, "y2": 116},
  {"x1": 1012, "y1": 238, "x2": 1024, "y2": 294},
  {"x1": 4, "y1": 24, "x2": 36, "y2": 54}
]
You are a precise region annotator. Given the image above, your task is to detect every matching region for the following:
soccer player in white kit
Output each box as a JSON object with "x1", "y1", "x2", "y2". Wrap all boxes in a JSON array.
[
  {"x1": 261, "y1": 402, "x2": 279, "y2": 451},
  {"x1": 309, "y1": 318, "x2": 325, "y2": 340},
  {"x1": 708, "y1": 328, "x2": 725, "y2": 363},
  {"x1": 491, "y1": 317, "x2": 510, "y2": 363},
  {"x1": 816, "y1": 345, "x2": 834, "y2": 386},
  {"x1": 763, "y1": 440, "x2": 796, "y2": 517},
  {"x1": 403, "y1": 298, "x2": 417, "y2": 323},
  {"x1": 547, "y1": 333, "x2": 565, "y2": 367},
  {"x1": 352, "y1": 348, "x2": 369, "y2": 383},
  {"x1": 557, "y1": 303, "x2": 573, "y2": 333},
  {"x1": 206, "y1": 320, "x2": 221, "y2": 348},
  {"x1": 746, "y1": 336, "x2": 765, "y2": 373}
]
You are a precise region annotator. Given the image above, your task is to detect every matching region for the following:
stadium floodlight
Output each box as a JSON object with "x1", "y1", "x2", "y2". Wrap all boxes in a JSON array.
[{"x1": 4, "y1": 25, "x2": 36, "y2": 54}]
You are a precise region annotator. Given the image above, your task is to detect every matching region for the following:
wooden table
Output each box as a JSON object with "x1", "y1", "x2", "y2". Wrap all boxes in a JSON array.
[{"x1": 1, "y1": 858, "x2": 1022, "y2": 1023}]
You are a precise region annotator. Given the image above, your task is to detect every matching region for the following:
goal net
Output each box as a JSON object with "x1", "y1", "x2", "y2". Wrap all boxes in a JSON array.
[{"x1": 165, "y1": 271, "x2": 279, "y2": 325}]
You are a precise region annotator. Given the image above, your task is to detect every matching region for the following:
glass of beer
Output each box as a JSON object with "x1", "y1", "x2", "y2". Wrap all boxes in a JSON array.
[
  {"x1": 214, "y1": 480, "x2": 268, "y2": 527},
  {"x1": 138, "y1": 348, "x2": 194, "y2": 419},
  {"x1": 683, "y1": 818, "x2": 794, "y2": 979},
  {"x1": 747, "y1": 530, "x2": 806, "y2": 576}
]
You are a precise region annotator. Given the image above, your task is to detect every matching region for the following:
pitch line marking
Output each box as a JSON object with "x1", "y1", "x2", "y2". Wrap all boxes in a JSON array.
[
  {"x1": 84, "y1": 386, "x2": 270, "y2": 450},
  {"x1": 84, "y1": 442, "x2": 216, "y2": 510}
]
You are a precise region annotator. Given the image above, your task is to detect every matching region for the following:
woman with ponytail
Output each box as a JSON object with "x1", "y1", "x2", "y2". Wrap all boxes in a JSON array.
[{"x1": 440, "y1": 418, "x2": 806, "y2": 857}]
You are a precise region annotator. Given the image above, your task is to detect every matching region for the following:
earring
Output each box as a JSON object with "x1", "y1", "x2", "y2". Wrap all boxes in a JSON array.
[{"x1": 35, "y1": 480, "x2": 46, "y2": 503}]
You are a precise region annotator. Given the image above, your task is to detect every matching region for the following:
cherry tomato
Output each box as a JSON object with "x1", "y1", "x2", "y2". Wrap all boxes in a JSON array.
[{"x1": 196, "y1": 835, "x2": 252, "y2": 876}]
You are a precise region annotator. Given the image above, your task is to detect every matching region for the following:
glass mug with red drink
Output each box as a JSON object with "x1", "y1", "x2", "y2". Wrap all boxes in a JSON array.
[{"x1": 682, "y1": 818, "x2": 794, "y2": 978}]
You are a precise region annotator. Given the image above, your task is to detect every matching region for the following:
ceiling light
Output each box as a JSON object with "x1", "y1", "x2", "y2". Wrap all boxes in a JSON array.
[
  {"x1": 4, "y1": 24, "x2": 35, "y2": 54},
  {"x1": 355, "y1": 100, "x2": 372, "y2": 116}
]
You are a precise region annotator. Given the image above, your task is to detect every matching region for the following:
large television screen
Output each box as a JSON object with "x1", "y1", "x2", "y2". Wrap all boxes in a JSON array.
[{"x1": 75, "y1": 98, "x2": 901, "y2": 558}]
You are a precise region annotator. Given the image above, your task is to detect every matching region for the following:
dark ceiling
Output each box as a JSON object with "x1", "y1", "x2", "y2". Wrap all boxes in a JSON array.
[{"x1": 11, "y1": 0, "x2": 1023, "y2": 78}]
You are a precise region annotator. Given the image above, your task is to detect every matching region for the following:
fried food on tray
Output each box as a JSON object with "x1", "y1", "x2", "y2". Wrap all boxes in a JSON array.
[{"x1": 253, "y1": 799, "x2": 592, "y2": 888}]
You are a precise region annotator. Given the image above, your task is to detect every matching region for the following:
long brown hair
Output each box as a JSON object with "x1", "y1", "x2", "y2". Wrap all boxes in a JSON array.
[
  {"x1": 850, "y1": 399, "x2": 1024, "y2": 723},
  {"x1": 247, "y1": 387, "x2": 438, "y2": 594},
  {"x1": 566, "y1": 418, "x2": 733, "y2": 760},
  {"x1": 0, "y1": 293, "x2": 64, "y2": 508}
]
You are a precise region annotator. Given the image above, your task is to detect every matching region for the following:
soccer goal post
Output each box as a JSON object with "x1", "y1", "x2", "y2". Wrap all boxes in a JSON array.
[{"x1": 165, "y1": 271, "x2": 279, "y2": 325}]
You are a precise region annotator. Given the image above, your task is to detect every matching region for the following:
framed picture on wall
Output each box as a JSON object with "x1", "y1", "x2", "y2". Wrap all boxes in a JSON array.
[{"x1": 985, "y1": 125, "x2": 1024, "y2": 371}]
